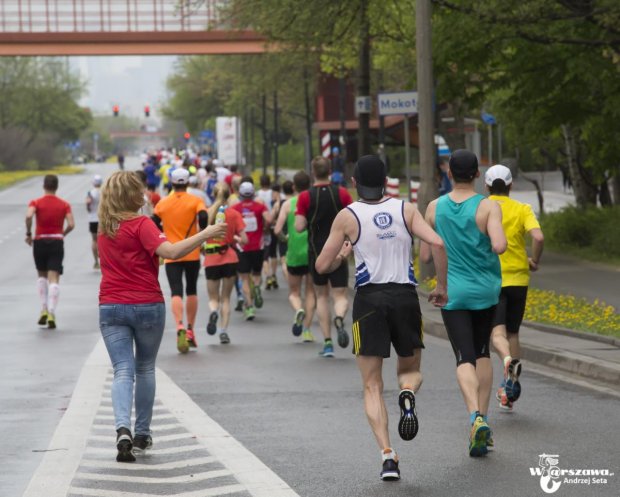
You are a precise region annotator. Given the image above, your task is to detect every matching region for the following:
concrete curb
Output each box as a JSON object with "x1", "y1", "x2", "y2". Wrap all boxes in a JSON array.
[{"x1": 522, "y1": 320, "x2": 620, "y2": 347}]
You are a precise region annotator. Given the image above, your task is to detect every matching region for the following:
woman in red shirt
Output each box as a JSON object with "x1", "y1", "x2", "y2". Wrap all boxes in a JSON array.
[
  {"x1": 98, "y1": 171, "x2": 226, "y2": 463},
  {"x1": 203, "y1": 183, "x2": 247, "y2": 344}
]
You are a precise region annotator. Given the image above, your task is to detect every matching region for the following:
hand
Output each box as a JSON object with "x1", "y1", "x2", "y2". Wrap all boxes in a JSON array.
[
  {"x1": 25, "y1": 234, "x2": 32, "y2": 246},
  {"x1": 339, "y1": 240, "x2": 353, "y2": 259},
  {"x1": 204, "y1": 223, "x2": 227, "y2": 239},
  {"x1": 428, "y1": 285, "x2": 448, "y2": 307},
  {"x1": 528, "y1": 258, "x2": 539, "y2": 271},
  {"x1": 233, "y1": 234, "x2": 242, "y2": 244}
]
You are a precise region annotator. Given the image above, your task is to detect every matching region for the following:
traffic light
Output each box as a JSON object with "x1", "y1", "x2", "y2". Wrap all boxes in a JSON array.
[
  {"x1": 113, "y1": 104, "x2": 119, "y2": 117},
  {"x1": 144, "y1": 105, "x2": 150, "y2": 117},
  {"x1": 184, "y1": 132, "x2": 191, "y2": 141}
]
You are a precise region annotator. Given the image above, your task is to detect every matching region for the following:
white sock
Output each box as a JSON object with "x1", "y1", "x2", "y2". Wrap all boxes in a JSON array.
[
  {"x1": 48, "y1": 283, "x2": 60, "y2": 315},
  {"x1": 37, "y1": 278, "x2": 48, "y2": 311}
]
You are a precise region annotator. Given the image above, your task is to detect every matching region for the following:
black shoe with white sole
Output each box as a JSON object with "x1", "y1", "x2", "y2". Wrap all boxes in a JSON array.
[
  {"x1": 206, "y1": 311, "x2": 218, "y2": 335},
  {"x1": 116, "y1": 427, "x2": 135, "y2": 462},
  {"x1": 398, "y1": 389, "x2": 419, "y2": 441},
  {"x1": 133, "y1": 434, "x2": 152, "y2": 453},
  {"x1": 381, "y1": 458, "x2": 401, "y2": 481}
]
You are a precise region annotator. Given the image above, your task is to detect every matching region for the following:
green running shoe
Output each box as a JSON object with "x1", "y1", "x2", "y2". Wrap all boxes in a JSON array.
[
  {"x1": 38, "y1": 310, "x2": 48, "y2": 326},
  {"x1": 253, "y1": 285, "x2": 263, "y2": 308},
  {"x1": 469, "y1": 416, "x2": 490, "y2": 457},
  {"x1": 244, "y1": 306, "x2": 256, "y2": 321},
  {"x1": 47, "y1": 313, "x2": 56, "y2": 329},
  {"x1": 302, "y1": 329, "x2": 315, "y2": 342},
  {"x1": 177, "y1": 329, "x2": 189, "y2": 354}
]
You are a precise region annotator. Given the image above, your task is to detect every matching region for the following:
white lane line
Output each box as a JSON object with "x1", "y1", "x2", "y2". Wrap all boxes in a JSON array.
[
  {"x1": 89, "y1": 432, "x2": 195, "y2": 443},
  {"x1": 96, "y1": 406, "x2": 169, "y2": 414},
  {"x1": 78, "y1": 456, "x2": 216, "y2": 471},
  {"x1": 84, "y1": 445, "x2": 205, "y2": 456},
  {"x1": 67, "y1": 483, "x2": 246, "y2": 497},
  {"x1": 157, "y1": 369, "x2": 300, "y2": 497},
  {"x1": 22, "y1": 340, "x2": 109, "y2": 497},
  {"x1": 74, "y1": 468, "x2": 232, "y2": 484}
]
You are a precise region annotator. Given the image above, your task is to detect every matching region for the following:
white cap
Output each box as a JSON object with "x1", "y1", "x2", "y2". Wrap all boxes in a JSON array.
[
  {"x1": 93, "y1": 174, "x2": 103, "y2": 186},
  {"x1": 212, "y1": 158, "x2": 223, "y2": 167},
  {"x1": 188, "y1": 175, "x2": 198, "y2": 186},
  {"x1": 171, "y1": 168, "x2": 190, "y2": 185},
  {"x1": 239, "y1": 181, "x2": 255, "y2": 198},
  {"x1": 485, "y1": 164, "x2": 512, "y2": 186}
]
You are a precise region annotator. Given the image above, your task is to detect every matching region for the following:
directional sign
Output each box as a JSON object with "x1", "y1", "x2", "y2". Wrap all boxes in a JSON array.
[
  {"x1": 355, "y1": 96, "x2": 371, "y2": 115},
  {"x1": 481, "y1": 112, "x2": 496, "y2": 125},
  {"x1": 377, "y1": 91, "x2": 418, "y2": 116}
]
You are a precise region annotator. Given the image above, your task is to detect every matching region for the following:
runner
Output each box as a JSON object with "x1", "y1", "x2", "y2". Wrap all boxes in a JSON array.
[
  {"x1": 274, "y1": 172, "x2": 316, "y2": 342},
  {"x1": 86, "y1": 174, "x2": 103, "y2": 269},
  {"x1": 264, "y1": 182, "x2": 283, "y2": 289},
  {"x1": 295, "y1": 156, "x2": 353, "y2": 357},
  {"x1": 187, "y1": 175, "x2": 210, "y2": 206},
  {"x1": 315, "y1": 155, "x2": 448, "y2": 480},
  {"x1": 117, "y1": 152, "x2": 125, "y2": 171},
  {"x1": 152, "y1": 168, "x2": 208, "y2": 353},
  {"x1": 421, "y1": 149, "x2": 506, "y2": 457},
  {"x1": 203, "y1": 183, "x2": 247, "y2": 344},
  {"x1": 97, "y1": 171, "x2": 226, "y2": 462},
  {"x1": 485, "y1": 164, "x2": 544, "y2": 410},
  {"x1": 25, "y1": 174, "x2": 75, "y2": 329},
  {"x1": 231, "y1": 179, "x2": 272, "y2": 321}
]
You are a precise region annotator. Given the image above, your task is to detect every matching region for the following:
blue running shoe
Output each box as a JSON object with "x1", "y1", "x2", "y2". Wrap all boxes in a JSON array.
[
  {"x1": 292, "y1": 309, "x2": 305, "y2": 336},
  {"x1": 319, "y1": 341, "x2": 334, "y2": 358},
  {"x1": 398, "y1": 389, "x2": 419, "y2": 441},
  {"x1": 505, "y1": 359, "x2": 522, "y2": 402},
  {"x1": 469, "y1": 416, "x2": 490, "y2": 457}
]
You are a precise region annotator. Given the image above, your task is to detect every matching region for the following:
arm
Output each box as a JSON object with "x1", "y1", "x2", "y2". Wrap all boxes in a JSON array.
[
  {"x1": 86, "y1": 193, "x2": 92, "y2": 212},
  {"x1": 273, "y1": 200, "x2": 290, "y2": 236},
  {"x1": 295, "y1": 214, "x2": 307, "y2": 233},
  {"x1": 315, "y1": 210, "x2": 353, "y2": 274},
  {"x1": 234, "y1": 229, "x2": 248, "y2": 246},
  {"x1": 151, "y1": 214, "x2": 163, "y2": 231},
  {"x1": 419, "y1": 200, "x2": 436, "y2": 264},
  {"x1": 63, "y1": 211, "x2": 75, "y2": 236},
  {"x1": 156, "y1": 223, "x2": 228, "y2": 260},
  {"x1": 486, "y1": 200, "x2": 507, "y2": 254},
  {"x1": 528, "y1": 228, "x2": 544, "y2": 271},
  {"x1": 25, "y1": 205, "x2": 35, "y2": 246}
]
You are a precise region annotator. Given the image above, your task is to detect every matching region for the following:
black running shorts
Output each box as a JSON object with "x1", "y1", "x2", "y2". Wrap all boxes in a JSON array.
[
  {"x1": 165, "y1": 260, "x2": 200, "y2": 297},
  {"x1": 238, "y1": 250, "x2": 264, "y2": 275},
  {"x1": 287, "y1": 265, "x2": 309, "y2": 276},
  {"x1": 309, "y1": 254, "x2": 349, "y2": 288},
  {"x1": 205, "y1": 263, "x2": 238, "y2": 280},
  {"x1": 492, "y1": 286, "x2": 528, "y2": 334},
  {"x1": 352, "y1": 283, "x2": 423, "y2": 358},
  {"x1": 33, "y1": 239, "x2": 64, "y2": 274},
  {"x1": 441, "y1": 306, "x2": 496, "y2": 366},
  {"x1": 89, "y1": 222, "x2": 99, "y2": 235}
]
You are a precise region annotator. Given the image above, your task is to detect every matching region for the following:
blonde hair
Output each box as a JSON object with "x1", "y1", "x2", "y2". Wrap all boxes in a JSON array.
[
  {"x1": 98, "y1": 171, "x2": 146, "y2": 237},
  {"x1": 208, "y1": 182, "x2": 230, "y2": 225}
]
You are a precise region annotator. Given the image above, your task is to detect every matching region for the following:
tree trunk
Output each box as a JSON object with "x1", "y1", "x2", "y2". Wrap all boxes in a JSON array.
[
  {"x1": 356, "y1": 0, "x2": 371, "y2": 160},
  {"x1": 612, "y1": 173, "x2": 620, "y2": 205},
  {"x1": 561, "y1": 124, "x2": 596, "y2": 208}
]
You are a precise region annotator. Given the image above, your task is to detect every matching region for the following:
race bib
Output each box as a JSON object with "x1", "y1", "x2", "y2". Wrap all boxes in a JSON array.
[{"x1": 244, "y1": 213, "x2": 258, "y2": 233}]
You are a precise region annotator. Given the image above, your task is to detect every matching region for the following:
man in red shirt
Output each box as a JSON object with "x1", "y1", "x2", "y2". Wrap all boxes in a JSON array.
[
  {"x1": 25, "y1": 174, "x2": 75, "y2": 329},
  {"x1": 231, "y1": 179, "x2": 273, "y2": 321},
  {"x1": 295, "y1": 156, "x2": 353, "y2": 357}
]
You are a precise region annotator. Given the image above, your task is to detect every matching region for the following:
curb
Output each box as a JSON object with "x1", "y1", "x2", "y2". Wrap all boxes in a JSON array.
[{"x1": 522, "y1": 320, "x2": 620, "y2": 347}]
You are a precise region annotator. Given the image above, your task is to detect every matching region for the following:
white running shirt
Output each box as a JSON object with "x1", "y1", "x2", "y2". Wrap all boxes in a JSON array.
[
  {"x1": 87, "y1": 188, "x2": 100, "y2": 223},
  {"x1": 347, "y1": 197, "x2": 417, "y2": 287}
]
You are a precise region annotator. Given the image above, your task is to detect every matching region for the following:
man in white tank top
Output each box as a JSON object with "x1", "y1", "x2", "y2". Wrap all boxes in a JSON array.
[
  {"x1": 316, "y1": 155, "x2": 448, "y2": 481},
  {"x1": 86, "y1": 174, "x2": 103, "y2": 269}
]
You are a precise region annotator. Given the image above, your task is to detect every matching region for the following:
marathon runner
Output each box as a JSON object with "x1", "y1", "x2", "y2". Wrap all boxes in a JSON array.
[
  {"x1": 274, "y1": 172, "x2": 316, "y2": 342},
  {"x1": 152, "y1": 168, "x2": 208, "y2": 353},
  {"x1": 421, "y1": 149, "x2": 506, "y2": 457},
  {"x1": 295, "y1": 156, "x2": 353, "y2": 358},
  {"x1": 485, "y1": 164, "x2": 544, "y2": 411},
  {"x1": 25, "y1": 174, "x2": 75, "y2": 329},
  {"x1": 86, "y1": 174, "x2": 103, "y2": 269},
  {"x1": 316, "y1": 155, "x2": 448, "y2": 480}
]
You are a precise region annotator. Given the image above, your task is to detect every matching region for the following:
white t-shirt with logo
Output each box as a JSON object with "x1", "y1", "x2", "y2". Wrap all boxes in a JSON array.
[{"x1": 87, "y1": 188, "x2": 101, "y2": 223}]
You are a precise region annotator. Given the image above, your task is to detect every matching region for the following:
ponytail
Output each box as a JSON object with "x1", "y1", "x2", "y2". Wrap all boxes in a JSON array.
[{"x1": 208, "y1": 182, "x2": 230, "y2": 224}]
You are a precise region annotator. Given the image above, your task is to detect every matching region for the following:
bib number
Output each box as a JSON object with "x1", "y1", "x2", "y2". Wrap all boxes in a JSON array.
[{"x1": 244, "y1": 214, "x2": 258, "y2": 233}]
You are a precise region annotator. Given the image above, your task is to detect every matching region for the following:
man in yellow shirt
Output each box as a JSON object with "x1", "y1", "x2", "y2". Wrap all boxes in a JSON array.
[{"x1": 485, "y1": 165, "x2": 544, "y2": 411}]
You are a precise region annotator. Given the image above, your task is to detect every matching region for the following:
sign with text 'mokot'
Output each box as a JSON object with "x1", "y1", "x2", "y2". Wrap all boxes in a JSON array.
[{"x1": 377, "y1": 91, "x2": 418, "y2": 116}]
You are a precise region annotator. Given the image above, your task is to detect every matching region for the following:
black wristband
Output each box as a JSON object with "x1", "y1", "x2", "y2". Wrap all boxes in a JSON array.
[{"x1": 26, "y1": 232, "x2": 32, "y2": 236}]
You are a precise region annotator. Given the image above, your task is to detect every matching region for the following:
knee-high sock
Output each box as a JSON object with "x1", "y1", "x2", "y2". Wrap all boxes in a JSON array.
[
  {"x1": 171, "y1": 296, "x2": 184, "y2": 328},
  {"x1": 37, "y1": 278, "x2": 49, "y2": 311},
  {"x1": 47, "y1": 283, "x2": 60, "y2": 315},
  {"x1": 186, "y1": 295, "x2": 198, "y2": 328}
]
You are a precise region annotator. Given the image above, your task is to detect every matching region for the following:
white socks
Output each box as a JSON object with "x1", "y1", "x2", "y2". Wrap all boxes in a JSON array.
[
  {"x1": 37, "y1": 278, "x2": 48, "y2": 311},
  {"x1": 48, "y1": 283, "x2": 60, "y2": 315}
]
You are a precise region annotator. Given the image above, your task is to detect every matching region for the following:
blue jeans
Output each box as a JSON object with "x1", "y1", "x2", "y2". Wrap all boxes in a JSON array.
[{"x1": 99, "y1": 303, "x2": 165, "y2": 436}]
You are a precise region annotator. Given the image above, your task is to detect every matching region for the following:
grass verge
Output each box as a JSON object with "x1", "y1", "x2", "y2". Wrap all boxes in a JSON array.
[{"x1": 0, "y1": 166, "x2": 84, "y2": 190}]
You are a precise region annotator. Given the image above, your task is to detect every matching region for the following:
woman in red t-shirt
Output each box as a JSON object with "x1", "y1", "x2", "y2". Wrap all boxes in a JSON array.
[
  {"x1": 97, "y1": 171, "x2": 226, "y2": 463},
  {"x1": 203, "y1": 183, "x2": 247, "y2": 345}
]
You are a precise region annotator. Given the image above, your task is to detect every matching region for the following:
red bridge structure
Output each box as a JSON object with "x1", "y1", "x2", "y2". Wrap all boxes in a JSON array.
[{"x1": 0, "y1": 0, "x2": 268, "y2": 55}]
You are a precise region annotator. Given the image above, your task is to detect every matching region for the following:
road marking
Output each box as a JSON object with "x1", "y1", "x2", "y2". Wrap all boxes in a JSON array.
[
  {"x1": 74, "y1": 468, "x2": 232, "y2": 484},
  {"x1": 67, "y1": 483, "x2": 247, "y2": 497},
  {"x1": 84, "y1": 444, "x2": 205, "y2": 456},
  {"x1": 93, "y1": 413, "x2": 177, "y2": 422},
  {"x1": 88, "y1": 432, "x2": 195, "y2": 444},
  {"x1": 91, "y1": 422, "x2": 182, "y2": 432},
  {"x1": 78, "y1": 456, "x2": 216, "y2": 471}
]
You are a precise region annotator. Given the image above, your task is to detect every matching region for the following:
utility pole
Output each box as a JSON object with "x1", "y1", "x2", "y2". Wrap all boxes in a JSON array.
[
  {"x1": 357, "y1": 0, "x2": 371, "y2": 159},
  {"x1": 273, "y1": 90, "x2": 279, "y2": 181},
  {"x1": 338, "y1": 74, "x2": 347, "y2": 163},
  {"x1": 262, "y1": 93, "x2": 268, "y2": 175},
  {"x1": 416, "y1": 0, "x2": 437, "y2": 279},
  {"x1": 250, "y1": 107, "x2": 256, "y2": 170},
  {"x1": 303, "y1": 68, "x2": 313, "y2": 172}
]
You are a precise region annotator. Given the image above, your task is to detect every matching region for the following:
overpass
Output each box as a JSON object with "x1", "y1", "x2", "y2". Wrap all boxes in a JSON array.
[{"x1": 0, "y1": 0, "x2": 270, "y2": 55}]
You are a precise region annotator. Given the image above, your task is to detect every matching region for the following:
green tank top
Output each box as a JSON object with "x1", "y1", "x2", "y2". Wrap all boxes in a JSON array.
[
  {"x1": 435, "y1": 194, "x2": 501, "y2": 310},
  {"x1": 286, "y1": 196, "x2": 309, "y2": 267}
]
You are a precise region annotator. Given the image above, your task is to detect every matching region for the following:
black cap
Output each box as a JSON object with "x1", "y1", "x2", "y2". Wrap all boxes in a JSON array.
[
  {"x1": 449, "y1": 149, "x2": 479, "y2": 181},
  {"x1": 354, "y1": 155, "x2": 386, "y2": 200}
]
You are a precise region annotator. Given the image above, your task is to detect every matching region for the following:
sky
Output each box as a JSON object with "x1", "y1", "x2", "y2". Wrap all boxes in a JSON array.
[{"x1": 71, "y1": 56, "x2": 177, "y2": 121}]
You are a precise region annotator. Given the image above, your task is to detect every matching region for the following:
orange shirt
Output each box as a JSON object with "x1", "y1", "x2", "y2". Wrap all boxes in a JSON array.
[
  {"x1": 154, "y1": 191, "x2": 207, "y2": 263},
  {"x1": 203, "y1": 208, "x2": 246, "y2": 267}
]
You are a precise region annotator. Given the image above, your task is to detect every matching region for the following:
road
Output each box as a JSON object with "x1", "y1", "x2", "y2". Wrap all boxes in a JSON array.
[{"x1": 1, "y1": 161, "x2": 618, "y2": 497}]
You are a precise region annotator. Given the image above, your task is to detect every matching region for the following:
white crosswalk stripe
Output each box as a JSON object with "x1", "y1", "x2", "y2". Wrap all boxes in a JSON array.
[
  {"x1": 74, "y1": 468, "x2": 232, "y2": 484},
  {"x1": 78, "y1": 456, "x2": 216, "y2": 471},
  {"x1": 67, "y1": 483, "x2": 247, "y2": 497}
]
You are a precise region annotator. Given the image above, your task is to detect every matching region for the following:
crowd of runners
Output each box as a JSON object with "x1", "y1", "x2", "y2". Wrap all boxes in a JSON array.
[{"x1": 25, "y1": 148, "x2": 544, "y2": 479}]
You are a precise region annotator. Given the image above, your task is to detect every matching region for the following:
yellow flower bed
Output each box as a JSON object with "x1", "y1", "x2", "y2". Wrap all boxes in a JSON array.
[{"x1": 0, "y1": 166, "x2": 83, "y2": 189}]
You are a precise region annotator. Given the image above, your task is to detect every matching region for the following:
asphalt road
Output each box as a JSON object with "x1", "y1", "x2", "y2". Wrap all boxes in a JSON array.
[{"x1": 1, "y1": 161, "x2": 618, "y2": 497}]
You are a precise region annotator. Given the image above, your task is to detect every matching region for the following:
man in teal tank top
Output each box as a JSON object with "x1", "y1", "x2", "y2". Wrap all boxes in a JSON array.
[
  {"x1": 421, "y1": 149, "x2": 507, "y2": 457},
  {"x1": 274, "y1": 171, "x2": 316, "y2": 342}
]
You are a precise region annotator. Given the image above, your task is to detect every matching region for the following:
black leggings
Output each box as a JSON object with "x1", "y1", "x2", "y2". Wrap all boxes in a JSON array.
[
  {"x1": 165, "y1": 261, "x2": 200, "y2": 297},
  {"x1": 441, "y1": 307, "x2": 496, "y2": 366}
]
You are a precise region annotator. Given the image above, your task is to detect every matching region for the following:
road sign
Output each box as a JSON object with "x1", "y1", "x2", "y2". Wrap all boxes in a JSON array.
[
  {"x1": 377, "y1": 91, "x2": 418, "y2": 116},
  {"x1": 481, "y1": 112, "x2": 496, "y2": 125},
  {"x1": 200, "y1": 129, "x2": 215, "y2": 139},
  {"x1": 355, "y1": 96, "x2": 371, "y2": 115}
]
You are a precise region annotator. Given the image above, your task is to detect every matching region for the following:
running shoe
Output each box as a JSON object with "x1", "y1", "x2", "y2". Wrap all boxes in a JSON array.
[
  {"x1": 319, "y1": 341, "x2": 334, "y2": 358},
  {"x1": 244, "y1": 306, "x2": 256, "y2": 321},
  {"x1": 133, "y1": 434, "x2": 152, "y2": 453},
  {"x1": 265, "y1": 276, "x2": 274, "y2": 290},
  {"x1": 219, "y1": 332, "x2": 230, "y2": 344},
  {"x1": 505, "y1": 359, "x2": 522, "y2": 402},
  {"x1": 47, "y1": 314, "x2": 56, "y2": 329},
  {"x1": 116, "y1": 427, "x2": 136, "y2": 463},
  {"x1": 469, "y1": 416, "x2": 491, "y2": 457},
  {"x1": 177, "y1": 329, "x2": 189, "y2": 354},
  {"x1": 496, "y1": 386, "x2": 513, "y2": 411},
  {"x1": 380, "y1": 451, "x2": 400, "y2": 481},
  {"x1": 186, "y1": 327, "x2": 197, "y2": 348},
  {"x1": 37, "y1": 310, "x2": 48, "y2": 326},
  {"x1": 292, "y1": 309, "x2": 305, "y2": 336},
  {"x1": 334, "y1": 316, "x2": 349, "y2": 348},
  {"x1": 271, "y1": 276, "x2": 279, "y2": 289},
  {"x1": 398, "y1": 389, "x2": 419, "y2": 441},
  {"x1": 253, "y1": 285, "x2": 263, "y2": 308},
  {"x1": 206, "y1": 311, "x2": 218, "y2": 335},
  {"x1": 302, "y1": 329, "x2": 315, "y2": 342},
  {"x1": 235, "y1": 299, "x2": 244, "y2": 312}
]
